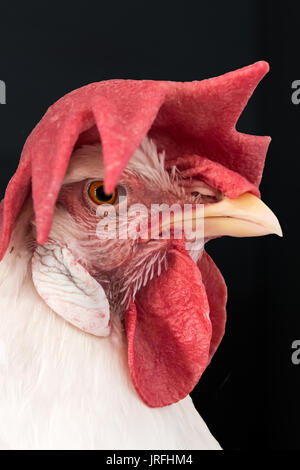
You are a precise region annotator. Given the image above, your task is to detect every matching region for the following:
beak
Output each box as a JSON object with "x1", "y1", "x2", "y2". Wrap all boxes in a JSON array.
[
  {"x1": 163, "y1": 192, "x2": 282, "y2": 239},
  {"x1": 203, "y1": 192, "x2": 282, "y2": 238}
]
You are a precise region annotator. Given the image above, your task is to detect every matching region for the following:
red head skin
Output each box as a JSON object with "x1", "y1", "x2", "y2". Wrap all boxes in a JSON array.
[{"x1": 55, "y1": 143, "x2": 221, "y2": 315}]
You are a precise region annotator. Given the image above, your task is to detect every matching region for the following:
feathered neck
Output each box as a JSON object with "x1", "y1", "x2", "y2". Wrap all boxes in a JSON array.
[{"x1": 0, "y1": 208, "x2": 220, "y2": 450}]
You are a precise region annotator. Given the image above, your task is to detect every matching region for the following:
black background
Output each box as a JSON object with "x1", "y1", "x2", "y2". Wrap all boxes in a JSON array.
[{"x1": 0, "y1": 1, "x2": 299, "y2": 450}]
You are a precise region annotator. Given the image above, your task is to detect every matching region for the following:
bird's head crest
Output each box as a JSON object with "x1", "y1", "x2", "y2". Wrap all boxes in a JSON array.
[{"x1": 0, "y1": 61, "x2": 270, "y2": 260}]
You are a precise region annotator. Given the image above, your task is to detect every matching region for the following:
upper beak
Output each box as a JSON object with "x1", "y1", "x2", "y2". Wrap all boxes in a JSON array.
[
  {"x1": 163, "y1": 192, "x2": 282, "y2": 239},
  {"x1": 203, "y1": 192, "x2": 282, "y2": 238}
]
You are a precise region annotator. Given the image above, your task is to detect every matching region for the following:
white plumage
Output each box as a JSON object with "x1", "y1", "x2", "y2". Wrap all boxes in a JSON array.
[{"x1": 0, "y1": 143, "x2": 221, "y2": 450}]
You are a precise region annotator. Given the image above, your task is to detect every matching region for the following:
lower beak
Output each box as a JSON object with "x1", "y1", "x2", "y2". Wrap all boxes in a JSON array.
[{"x1": 165, "y1": 192, "x2": 282, "y2": 239}]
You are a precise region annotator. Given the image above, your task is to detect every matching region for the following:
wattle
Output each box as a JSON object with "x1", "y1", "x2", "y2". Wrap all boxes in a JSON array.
[{"x1": 125, "y1": 241, "x2": 227, "y2": 408}]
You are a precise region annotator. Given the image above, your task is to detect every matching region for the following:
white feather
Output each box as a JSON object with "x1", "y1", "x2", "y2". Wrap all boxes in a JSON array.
[
  {"x1": 0, "y1": 139, "x2": 218, "y2": 450},
  {"x1": 0, "y1": 208, "x2": 220, "y2": 450}
]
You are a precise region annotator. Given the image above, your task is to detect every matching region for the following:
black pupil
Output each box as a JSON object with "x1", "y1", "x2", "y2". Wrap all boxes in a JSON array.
[{"x1": 95, "y1": 185, "x2": 114, "y2": 202}]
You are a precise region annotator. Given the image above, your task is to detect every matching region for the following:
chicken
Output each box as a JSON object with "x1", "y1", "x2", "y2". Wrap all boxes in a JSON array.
[{"x1": 0, "y1": 61, "x2": 282, "y2": 450}]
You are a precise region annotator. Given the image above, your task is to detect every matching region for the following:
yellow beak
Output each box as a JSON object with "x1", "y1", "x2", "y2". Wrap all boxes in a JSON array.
[
  {"x1": 162, "y1": 192, "x2": 282, "y2": 239},
  {"x1": 203, "y1": 192, "x2": 282, "y2": 238}
]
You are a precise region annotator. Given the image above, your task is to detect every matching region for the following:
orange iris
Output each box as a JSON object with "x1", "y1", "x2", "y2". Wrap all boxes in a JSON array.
[{"x1": 88, "y1": 181, "x2": 118, "y2": 205}]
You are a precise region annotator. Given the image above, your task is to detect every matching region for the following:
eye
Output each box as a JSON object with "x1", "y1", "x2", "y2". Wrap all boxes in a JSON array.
[
  {"x1": 88, "y1": 181, "x2": 118, "y2": 205},
  {"x1": 184, "y1": 180, "x2": 224, "y2": 203}
]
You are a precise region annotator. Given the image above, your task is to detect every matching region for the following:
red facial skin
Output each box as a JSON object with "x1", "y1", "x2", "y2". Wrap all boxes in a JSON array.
[{"x1": 56, "y1": 172, "x2": 220, "y2": 309}]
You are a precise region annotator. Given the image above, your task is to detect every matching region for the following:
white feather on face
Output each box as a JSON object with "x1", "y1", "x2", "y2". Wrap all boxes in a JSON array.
[{"x1": 65, "y1": 138, "x2": 218, "y2": 201}]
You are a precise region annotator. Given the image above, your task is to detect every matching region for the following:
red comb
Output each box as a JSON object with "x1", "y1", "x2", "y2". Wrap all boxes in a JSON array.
[{"x1": 0, "y1": 61, "x2": 270, "y2": 260}]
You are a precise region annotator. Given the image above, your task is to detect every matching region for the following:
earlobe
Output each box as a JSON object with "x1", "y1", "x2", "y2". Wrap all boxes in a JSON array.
[{"x1": 32, "y1": 243, "x2": 111, "y2": 337}]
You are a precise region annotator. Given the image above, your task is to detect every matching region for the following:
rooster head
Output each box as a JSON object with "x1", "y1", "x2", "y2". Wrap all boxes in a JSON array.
[{"x1": 0, "y1": 61, "x2": 282, "y2": 408}]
